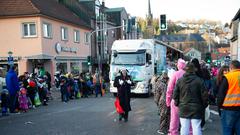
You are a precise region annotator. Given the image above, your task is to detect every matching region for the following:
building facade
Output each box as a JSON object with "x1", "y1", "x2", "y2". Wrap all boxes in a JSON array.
[
  {"x1": 27, "y1": 0, "x2": 138, "y2": 74},
  {"x1": 155, "y1": 34, "x2": 207, "y2": 55},
  {"x1": 0, "y1": 0, "x2": 91, "y2": 76},
  {"x1": 77, "y1": 0, "x2": 133, "y2": 73},
  {"x1": 184, "y1": 48, "x2": 201, "y2": 60},
  {"x1": 230, "y1": 9, "x2": 240, "y2": 60}
]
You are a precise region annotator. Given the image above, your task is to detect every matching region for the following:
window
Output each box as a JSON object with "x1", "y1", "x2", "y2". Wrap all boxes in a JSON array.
[
  {"x1": 71, "y1": 62, "x2": 80, "y2": 75},
  {"x1": 112, "y1": 52, "x2": 145, "y2": 65},
  {"x1": 232, "y1": 21, "x2": 239, "y2": 38},
  {"x1": 43, "y1": 23, "x2": 52, "y2": 38},
  {"x1": 122, "y1": 20, "x2": 126, "y2": 31},
  {"x1": 56, "y1": 62, "x2": 67, "y2": 74},
  {"x1": 112, "y1": 30, "x2": 115, "y2": 38},
  {"x1": 61, "y1": 27, "x2": 68, "y2": 40},
  {"x1": 95, "y1": 0, "x2": 100, "y2": 19},
  {"x1": 84, "y1": 32, "x2": 90, "y2": 43},
  {"x1": 74, "y1": 30, "x2": 80, "y2": 43},
  {"x1": 22, "y1": 23, "x2": 36, "y2": 37},
  {"x1": 190, "y1": 53, "x2": 195, "y2": 57}
]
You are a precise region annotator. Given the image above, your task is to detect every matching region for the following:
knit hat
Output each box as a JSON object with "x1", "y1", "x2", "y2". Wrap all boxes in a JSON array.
[{"x1": 120, "y1": 67, "x2": 128, "y2": 73}]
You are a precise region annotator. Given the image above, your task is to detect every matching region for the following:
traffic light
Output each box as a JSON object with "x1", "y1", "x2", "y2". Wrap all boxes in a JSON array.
[
  {"x1": 160, "y1": 14, "x2": 167, "y2": 30},
  {"x1": 205, "y1": 52, "x2": 212, "y2": 63},
  {"x1": 87, "y1": 56, "x2": 91, "y2": 66}
]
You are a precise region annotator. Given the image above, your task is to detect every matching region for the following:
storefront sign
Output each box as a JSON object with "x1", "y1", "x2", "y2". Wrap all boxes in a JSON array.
[{"x1": 55, "y1": 43, "x2": 77, "y2": 53}]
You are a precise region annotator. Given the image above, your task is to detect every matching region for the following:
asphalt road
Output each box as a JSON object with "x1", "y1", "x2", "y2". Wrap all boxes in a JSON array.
[{"x1": 0, "y1": 93, "x2": 222, "y2": 135}]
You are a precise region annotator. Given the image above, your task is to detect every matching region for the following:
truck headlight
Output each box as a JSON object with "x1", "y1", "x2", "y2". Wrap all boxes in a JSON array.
[{"x1": 139, "y1": 84, "x2": 145, "y2": 89}]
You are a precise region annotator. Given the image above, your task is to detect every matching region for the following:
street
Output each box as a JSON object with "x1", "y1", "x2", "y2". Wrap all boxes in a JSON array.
[{"x1": 0, "y1": 91, "x2": 222, "y2": 135}]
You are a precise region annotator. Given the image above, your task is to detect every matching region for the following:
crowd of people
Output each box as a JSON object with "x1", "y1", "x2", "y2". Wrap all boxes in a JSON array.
[
  {"x1": 1, "y1": 58, "x2": 239, "y2": 135},
  {"x1": 55, "y1": 71, "x2": 110, "y2": 103},
  {"x1": 0, "y1": 66, "x2": 110, "y2": 117},
  {"x1": 0, "y1": 66, "x2": 52, "y2": 116},
  {"x1": 154, "y1": 58, "x2": 240, "y2": 135}
]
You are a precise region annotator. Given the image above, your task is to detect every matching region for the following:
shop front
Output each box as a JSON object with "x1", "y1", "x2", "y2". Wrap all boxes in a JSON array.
[
  {"x1": 25, "y1": 54, "x2": 54, "y2": 75},
  {"x1": 55, "y1": 56, "x2": 87, "y2": 76},
  {"x1": 24, "y1": 55, "x2": 87, "y2": 77}
]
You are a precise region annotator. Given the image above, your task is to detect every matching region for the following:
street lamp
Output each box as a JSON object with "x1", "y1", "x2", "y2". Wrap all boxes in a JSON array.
[{"x1": 7, "y1": 51, "x2": 14, "y2": 67}]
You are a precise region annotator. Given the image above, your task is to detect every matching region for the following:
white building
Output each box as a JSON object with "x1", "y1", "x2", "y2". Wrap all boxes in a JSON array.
[
  {"x1": 184, "y1": 48, "x2": 201, "y2": 60},
  {"x1": 230, "y1": 9, "x2": 240, "y2": 60}
]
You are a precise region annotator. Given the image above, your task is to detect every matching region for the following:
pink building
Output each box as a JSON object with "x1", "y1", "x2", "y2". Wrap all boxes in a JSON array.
[{"x1": 0, "y1": 0, "x2": 91, "y2": 76}]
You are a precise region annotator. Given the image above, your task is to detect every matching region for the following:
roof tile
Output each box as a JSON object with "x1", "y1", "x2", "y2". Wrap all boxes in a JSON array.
[
  {"x1": 155, "y1": 33, "x2": 205, "y2": 42},
  {"x1": 0, "y1": 0, "x2": 91, "y2": 29}
]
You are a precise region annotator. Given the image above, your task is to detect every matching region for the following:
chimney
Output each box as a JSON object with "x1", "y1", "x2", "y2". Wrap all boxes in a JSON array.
[{"x1": 102, "y1": 0, "x2": 105, "y2": 7}]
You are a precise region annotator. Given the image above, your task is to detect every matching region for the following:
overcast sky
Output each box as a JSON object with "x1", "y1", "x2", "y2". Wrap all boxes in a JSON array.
[{"x1": 103, "y1": 0, "x2": 240, "y2": 24}]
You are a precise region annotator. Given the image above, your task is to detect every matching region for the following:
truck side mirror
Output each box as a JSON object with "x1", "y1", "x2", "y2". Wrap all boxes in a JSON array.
[
  {"x1": 148, "y1": 60, "x2": 152, "y2": 65},
  {"x1": 146, "y1": 53, "x2": 152, "y2": 65},
  {"x1": 113, "y1": 51, "x2": 118, "y2": 57}
]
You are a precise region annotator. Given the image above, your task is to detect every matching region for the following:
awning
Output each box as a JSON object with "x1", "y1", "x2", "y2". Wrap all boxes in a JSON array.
[
  {"x1": 0, "y1": 56, "x2": 20, "y2": 61},
  {"x1": 25, "y1": 54, "x2": 53, "y2": 60}
]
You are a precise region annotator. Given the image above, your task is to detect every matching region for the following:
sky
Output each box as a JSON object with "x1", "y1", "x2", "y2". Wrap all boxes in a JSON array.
[{"x1": 103, "y1": 0, "x2": 240, "y2": 24}]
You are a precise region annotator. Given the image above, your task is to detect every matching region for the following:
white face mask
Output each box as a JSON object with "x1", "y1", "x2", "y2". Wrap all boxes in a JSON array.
[{"x1": 122, "y1": 70, "x2": 127, "y2": 76}]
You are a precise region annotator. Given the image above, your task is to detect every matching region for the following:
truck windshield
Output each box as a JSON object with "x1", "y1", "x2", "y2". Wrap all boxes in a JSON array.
[{"x1": 112, "y1": 53, "x2": 145, "y2": 65}]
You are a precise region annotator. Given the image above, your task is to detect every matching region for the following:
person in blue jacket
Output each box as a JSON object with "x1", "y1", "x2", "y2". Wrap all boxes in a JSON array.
[{"x1": 6, "y1": 66, "x2": 20, "y2": 113}]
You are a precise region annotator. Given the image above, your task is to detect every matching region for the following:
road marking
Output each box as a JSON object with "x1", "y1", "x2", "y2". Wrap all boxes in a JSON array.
[{"x1": 210, "y1": 110, "x2": 219, "y2": 115}]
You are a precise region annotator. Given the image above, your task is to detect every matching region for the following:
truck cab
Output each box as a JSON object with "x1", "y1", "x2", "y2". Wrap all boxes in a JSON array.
[{"x1": 110, "y1": 39, "x2": 166, "y2": 96}]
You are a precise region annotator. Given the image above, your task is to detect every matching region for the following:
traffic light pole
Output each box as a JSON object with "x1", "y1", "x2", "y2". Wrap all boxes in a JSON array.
[{"x1": 89, "y1": 25, "x2": 126, "y2": 74}]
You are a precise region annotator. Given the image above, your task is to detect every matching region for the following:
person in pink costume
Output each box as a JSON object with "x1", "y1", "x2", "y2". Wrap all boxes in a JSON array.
[{"x1": 166, "y1": 58, "x2": 186, "y2": 135}]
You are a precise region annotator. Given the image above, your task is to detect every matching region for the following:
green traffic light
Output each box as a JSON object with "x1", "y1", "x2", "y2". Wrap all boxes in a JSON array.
[
  {"x1": 87, "y1": 56, "x2": 91, "y2": 66},
  {"x1": 160, "y1": 14, "x2": 167, "y2": 30},
  {"x1": 161, "y1": 24, "x2": 166, "y2": 29}
]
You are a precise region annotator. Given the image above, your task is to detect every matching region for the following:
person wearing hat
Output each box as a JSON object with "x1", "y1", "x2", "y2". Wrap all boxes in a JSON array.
[
  {"x1": 173, "y1": 63, "x2": 208, "y2": 135},
  {"x1": 166, "y1": 58, "x2": 186, "y2": 135},
  {"x1": 5, "y1": 66, "x2": 20, "y2": 113},
  {"x1": 113, "y1": 67, "x2": 133, "y2": 122}
]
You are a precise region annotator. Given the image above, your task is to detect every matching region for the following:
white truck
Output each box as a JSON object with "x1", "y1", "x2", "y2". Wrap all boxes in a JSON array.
[{"x1": 110, "y1": 39, "x2": 167, "y2": 96}]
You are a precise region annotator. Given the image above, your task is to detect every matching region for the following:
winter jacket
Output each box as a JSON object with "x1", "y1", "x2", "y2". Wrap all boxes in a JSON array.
[
  {"x1": 173, "y1": 72, "x2": 208, "y2": 119},
  {"x1": 6, "y1": 69, "x2": 20, "y2": 95},
  {"x1": 154, "y1": 77, "x2": 168, "y2": 106},
  {"x1": 217, "y1": 75, "x2": 240, "y2": 111},
  {"x1": 113, "y1": 75, "x2": 133, "y2": 112}
]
